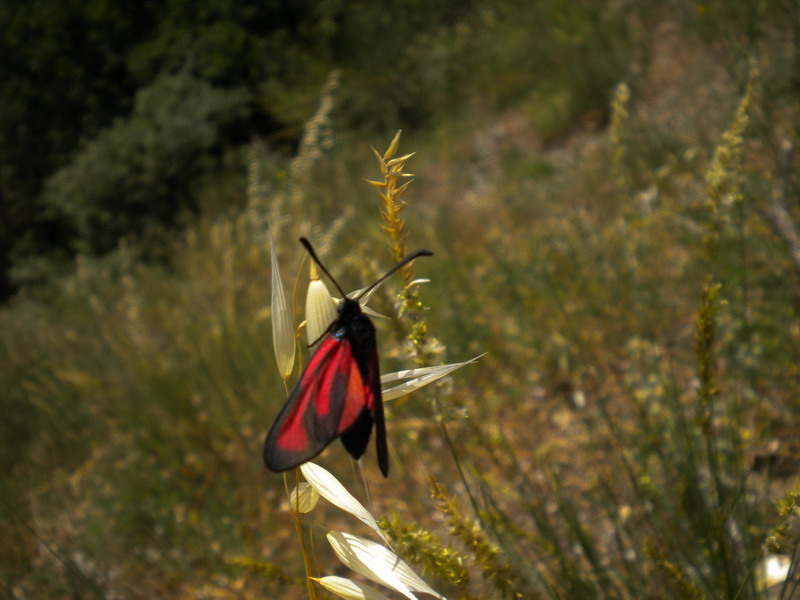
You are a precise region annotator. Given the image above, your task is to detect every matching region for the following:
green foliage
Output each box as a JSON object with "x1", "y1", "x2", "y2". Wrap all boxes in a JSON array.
[
  {"x1": 44, "y1": 73, "x2": 249, "y2": 255},
  {"x1": 0, "y1": 0, "x2": 149, "y2": 296},
  {"x1": 0, "y1": 0, "x2": 348, "y2": 294},
  {"x1": 2, "y1": 0, "x2": 650, "y2": 296}
]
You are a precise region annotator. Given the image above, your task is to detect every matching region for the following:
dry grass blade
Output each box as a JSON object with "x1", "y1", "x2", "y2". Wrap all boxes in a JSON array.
[
  {"x1": 327, "y1": 531, "x2": 446, "y2": 600},
  {"x1": 300, "y1": 463, "x2": 388, "y2": 544},
  {"x1": 315, "y1": 575, "x2": 394, "y2": 600},
  {"x1": 270, "y1": 227, "x2": 296, "y2": 380}
]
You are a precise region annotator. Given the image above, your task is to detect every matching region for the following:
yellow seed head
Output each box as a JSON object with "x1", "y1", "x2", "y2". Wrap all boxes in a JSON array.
[{"x1": 306, "y1": 261, "x2": 337, "y2": 346}]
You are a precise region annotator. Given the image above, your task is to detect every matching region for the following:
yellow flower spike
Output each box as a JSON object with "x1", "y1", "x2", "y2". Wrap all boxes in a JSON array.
[
  {"x1": 383, "y1": 130, "x2": 402, "y2": 161},
  {"x1": 305, "y1": 260, "x2": 338, "y2": 346},
  {"x1": 394, "y1": 180, "x2": 413, "y2": 198},
  {"x1": 386, "y1": 152, "x2": 416, "y2": 168},
  {"x1": 371, "y1": 147, "x2": 388, "y2": 176},
  {"x1": 270, "y1": 229, "x2": 296, "y2": 381}
]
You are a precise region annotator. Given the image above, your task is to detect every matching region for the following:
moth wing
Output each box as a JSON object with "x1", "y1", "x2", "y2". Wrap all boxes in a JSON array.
[
  {"x1": 339, "y1": 333, "x2": 389, "y2": 476},
  {"x1": 366, "y1": 344, "x2": 389, "y2": 477},
  {"x1": 263, "y1": 334, "x2": 353, "y2": 472}
]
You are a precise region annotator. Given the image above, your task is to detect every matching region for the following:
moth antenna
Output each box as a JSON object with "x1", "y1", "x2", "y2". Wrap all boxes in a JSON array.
[
  {"x1": 300, "y1": 237, "x2": 347, "y2": 297},
  {"x1": 355, "y1": 249, "x2": 433, "y2": 301},
  {"x1": 300, "y1": 238, "x2": 432, "y2": 302}
]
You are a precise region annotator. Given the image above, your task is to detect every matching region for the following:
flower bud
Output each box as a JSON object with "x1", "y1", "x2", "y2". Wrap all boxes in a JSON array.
[{"x1": 305, "y1": 260, "x2": 337, "y2": 346}]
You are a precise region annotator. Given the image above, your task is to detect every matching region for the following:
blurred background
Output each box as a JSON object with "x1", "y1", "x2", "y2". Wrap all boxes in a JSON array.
[{"x1": 2, "y1": 0, "x2": 800, "y2": 598}]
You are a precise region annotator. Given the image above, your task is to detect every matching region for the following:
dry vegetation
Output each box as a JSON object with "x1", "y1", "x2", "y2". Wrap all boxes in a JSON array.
[{"x1": 2, "y1": 3, "x2": 800, "y2": 599}]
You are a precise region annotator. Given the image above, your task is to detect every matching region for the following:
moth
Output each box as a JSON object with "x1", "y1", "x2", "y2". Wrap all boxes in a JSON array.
[{"x1": 264, "y1": 238, "x2": 432, "y2": 477}]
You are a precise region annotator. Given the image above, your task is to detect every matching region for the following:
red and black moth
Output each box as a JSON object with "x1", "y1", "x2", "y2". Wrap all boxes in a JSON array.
[{"x1": 263, "y1": 238, "x2": 432, "y2": 477}]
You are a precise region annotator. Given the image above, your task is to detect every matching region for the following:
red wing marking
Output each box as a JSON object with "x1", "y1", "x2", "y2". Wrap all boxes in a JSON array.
[{"x1": 264, "y1": 332, "x2": 374, "y2": 471}]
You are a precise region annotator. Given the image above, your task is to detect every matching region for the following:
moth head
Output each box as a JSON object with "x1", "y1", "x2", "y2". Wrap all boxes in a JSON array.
[{"x1": 337, "y1": 296, "x2": 362, "y2": 318}]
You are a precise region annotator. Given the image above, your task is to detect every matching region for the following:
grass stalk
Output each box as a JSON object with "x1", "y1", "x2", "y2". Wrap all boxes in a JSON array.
[{"x1": 284, "y1": 470, "x2": 318, "y2": 600}]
